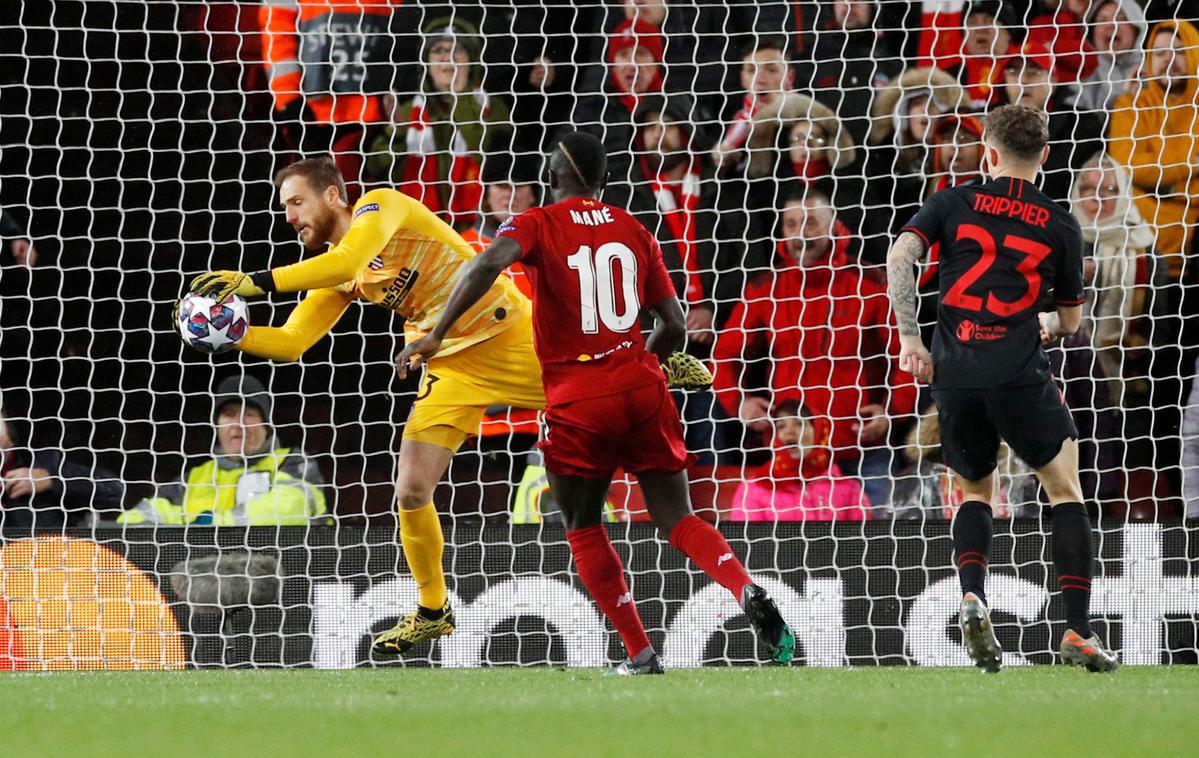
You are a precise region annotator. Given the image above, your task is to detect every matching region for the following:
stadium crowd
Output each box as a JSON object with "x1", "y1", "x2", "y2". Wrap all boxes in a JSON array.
[{"x1": 2, "y1": 0, "x2": 1198, "y2": 526}]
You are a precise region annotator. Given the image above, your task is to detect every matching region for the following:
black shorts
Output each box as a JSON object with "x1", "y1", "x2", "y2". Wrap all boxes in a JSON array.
[{"x1": 932, "y1": 380, "x2": 1078, "y2": 482}]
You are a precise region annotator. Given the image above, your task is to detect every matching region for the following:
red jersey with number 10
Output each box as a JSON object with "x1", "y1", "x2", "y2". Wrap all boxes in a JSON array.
[{"x1": 497, "y1": 196, "x2": 678, "y2": 406}]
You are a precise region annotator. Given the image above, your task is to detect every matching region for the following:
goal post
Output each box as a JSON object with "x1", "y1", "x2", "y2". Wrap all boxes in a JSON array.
[{"x1": 0, "y1": 0, "x2": 1196, "y2": 669}]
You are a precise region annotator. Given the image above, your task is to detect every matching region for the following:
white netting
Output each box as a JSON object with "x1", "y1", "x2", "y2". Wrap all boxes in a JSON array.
[{"x1": 0, "y1": 0, "x2": 1197, "y2": 669}]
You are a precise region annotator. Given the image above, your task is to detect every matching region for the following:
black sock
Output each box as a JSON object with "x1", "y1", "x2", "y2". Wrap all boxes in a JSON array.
[
  {"x1": 1052, "y1": 501, "x2": 1094, "y2": 638},
  {"x1": 418, "y1": 604, "x2": 446, "y2": 620},
  {"x1": 953, "y1": 501, "x2": 993, "y2": 605}
]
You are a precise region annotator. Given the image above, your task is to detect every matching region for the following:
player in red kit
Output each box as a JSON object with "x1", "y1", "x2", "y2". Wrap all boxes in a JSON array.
[{"x1": 399, "y1": 131, "x2": 794, "y2": 674}]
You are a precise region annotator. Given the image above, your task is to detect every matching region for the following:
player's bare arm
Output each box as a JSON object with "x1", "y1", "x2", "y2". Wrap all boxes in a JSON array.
[
  {"x1": 645, "y1": 297, "x2": 686, "y2": 362},
  {"x1": 1038, "y1": 305, "x2": 1082, "y2": 345},
  {"x1": 886, "y1": 231, "x2": 934, "y2": 383},
  {"x1": 396, "y1": 236, "x2": 523, "y2": 378}
]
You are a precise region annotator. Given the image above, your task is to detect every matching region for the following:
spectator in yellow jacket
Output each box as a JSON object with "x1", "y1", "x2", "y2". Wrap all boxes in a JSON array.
[
  {"x1": 119, "y1": 375, "x2": 326, "y2": 526},
  {"x1": 1108, "y1": 19, "x2": 1199, "y2": 280}
]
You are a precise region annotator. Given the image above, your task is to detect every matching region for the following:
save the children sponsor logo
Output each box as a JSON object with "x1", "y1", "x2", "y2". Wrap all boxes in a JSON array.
[{"x1": 956, "y1": 319, "x2": 1007, "y2": 342}]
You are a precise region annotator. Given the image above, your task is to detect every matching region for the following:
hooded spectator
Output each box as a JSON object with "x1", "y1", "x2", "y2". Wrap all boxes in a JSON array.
[
  {"x1": 510, "y1": 52, "x2": 577, "y2": 158},
  {"x1": 999, "y1": 39, "x2": 1105, "y2": 204},
  {"x1": 576, "y1": 18, "x2": 668, "y2": 202},
  {"x1": 867, "y1": 65, "x2": 967, "y2": 239},
  {"x1": 1075, "y1": 0, "x2": 1150, "y2": 114},
  {"x1": 1069, "y1": 152, "x2": 1167, "y2": 404},
  {"x1": 363, "y1": 18, "x2": 512, "y2": 229},
  {"x1": 615, "y1": 0, "x2": 729, "y2": 120},
  {"x1": 119, "y1": 375, "x2": 326, "y2": 526},
  {"x1": 473, "y1": 1, "x2": 585, "y2": 152},
  {"x1": 712, "y1": 190, "x2": 917, "y2": 511},
  {"x1": 868, "y1": 66, "x2": 966, "y2": 161},
  {"x1": 731, "y1": 400, "x2": 870, "y2": 522},
  {"x1": 746, "y1": 92, "x2": 856, "y2": 184},
  {"x1": 1108, "y1": 19, "x2": 1199, "y2": 278}
]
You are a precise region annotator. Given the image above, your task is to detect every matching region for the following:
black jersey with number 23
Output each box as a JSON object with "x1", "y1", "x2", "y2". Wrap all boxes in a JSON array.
[{"x1": 902, "y1": 177, "x2": 1084, "y2": 389}]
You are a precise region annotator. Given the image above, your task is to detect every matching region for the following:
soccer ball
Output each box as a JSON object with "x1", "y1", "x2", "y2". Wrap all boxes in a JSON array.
[{"x1": 177, "y1": 292, "x2": 249, "y2": 353}]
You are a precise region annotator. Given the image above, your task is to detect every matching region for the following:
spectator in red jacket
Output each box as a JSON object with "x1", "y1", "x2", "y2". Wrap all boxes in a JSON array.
[
  {"x1": 712, "y1": 189, "x2": 917, "y2": 512},
  {"x1": 918, "y1": 1, "x2": 1019, "y2": 109},
  {"x1": 1026, "y1": 1, "x2": 1099, "y2": 91},
  {"x1": 575, "y1": 19, "x2": 667, "y2": 204}
]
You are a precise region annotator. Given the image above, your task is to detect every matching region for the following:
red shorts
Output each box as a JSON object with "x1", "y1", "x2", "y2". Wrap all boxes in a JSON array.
[{"x1": 540, "y1": 380, "x2": 693, "y2": 479}]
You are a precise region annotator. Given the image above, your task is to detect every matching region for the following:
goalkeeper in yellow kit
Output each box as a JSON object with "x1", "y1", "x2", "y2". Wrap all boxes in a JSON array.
[
  {"x1": 191, "y1": 157, "x2": 544, "y2": 655},
  {"x1": 192, "y1": 156, "x2": 713, "y2": 657}
]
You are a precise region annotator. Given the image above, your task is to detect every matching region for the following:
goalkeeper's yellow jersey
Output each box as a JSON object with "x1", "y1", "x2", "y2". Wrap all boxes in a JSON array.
[{"x1": 242, "y1": 188, "x2": 529, "y2": 361}]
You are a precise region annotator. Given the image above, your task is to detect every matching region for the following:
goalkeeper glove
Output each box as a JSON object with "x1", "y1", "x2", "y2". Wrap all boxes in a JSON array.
[
  {"x1": 663, "y1": 352, "x2": 713, "y2": 391},
  {"x1": 189, "y1": 270, "x2": 267, "y2": 303}
]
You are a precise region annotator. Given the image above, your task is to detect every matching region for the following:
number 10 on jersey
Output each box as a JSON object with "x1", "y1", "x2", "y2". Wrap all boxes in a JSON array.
[{"x1": 566, "y1": 243, "x2": 641, "y2": 334}]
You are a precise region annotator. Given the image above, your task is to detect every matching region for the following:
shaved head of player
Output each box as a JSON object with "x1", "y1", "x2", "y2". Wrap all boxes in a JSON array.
[
  {"x1": 886, "y1": 104, "x2": 1119, "y2": 674},
  {"x1": 546, "y1": 131, "x2": 608, "y2": 201},
  {"x1": 276, "y1": 158, "x2": 351, "y2": 251},
  {"x1": 401, "y1": 130, "x2": 796, "y2": 673}
]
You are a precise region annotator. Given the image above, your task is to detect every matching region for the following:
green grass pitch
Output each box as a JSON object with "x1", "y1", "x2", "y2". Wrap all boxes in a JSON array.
[{"x1": 1, "y1": 667, "x2": 1195, "y2": 757}]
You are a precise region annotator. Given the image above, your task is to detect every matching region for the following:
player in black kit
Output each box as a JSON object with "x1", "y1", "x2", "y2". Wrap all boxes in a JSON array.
[{"x1": 887, "y1": 104, "x2": 1118, "y2": 674}]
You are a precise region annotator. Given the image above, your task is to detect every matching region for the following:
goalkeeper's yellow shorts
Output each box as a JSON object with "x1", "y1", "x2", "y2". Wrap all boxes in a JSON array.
[{"x1": 404, "y1": 312, "x2": 546, "y2": 451}]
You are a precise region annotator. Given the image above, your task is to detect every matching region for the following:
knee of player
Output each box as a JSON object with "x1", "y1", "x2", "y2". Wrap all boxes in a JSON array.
[
  {"x1": 651, "y1": 508, "x2": 690, "y2": 537},
  {"x1": 562, "y1": 511, "x2": 603, "y2": 531},
  {"x1": 1042, "y1": 479, "x2": 1084, "y2": 505},
  {"x1": 395, "y1": 479, "x2": 436, "y2": 510}
]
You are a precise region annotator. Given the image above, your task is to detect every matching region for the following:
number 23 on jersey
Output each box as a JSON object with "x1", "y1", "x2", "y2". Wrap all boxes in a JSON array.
[{"x1": 942, "y1": 224, "x2": 1051, "y2": 317}]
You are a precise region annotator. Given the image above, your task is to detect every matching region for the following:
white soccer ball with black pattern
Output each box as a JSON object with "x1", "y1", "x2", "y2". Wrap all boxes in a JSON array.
[{"x1": 177, "y1": 292, "x2": 249, "y2": 354}]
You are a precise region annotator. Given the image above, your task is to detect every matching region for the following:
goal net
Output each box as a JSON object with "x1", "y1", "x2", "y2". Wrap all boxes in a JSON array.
[{"x1": 0, "y1": 0, "x2": 1197, "y2": 669}]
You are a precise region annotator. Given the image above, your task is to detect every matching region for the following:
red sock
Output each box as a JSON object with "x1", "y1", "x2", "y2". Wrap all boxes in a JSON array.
[
  {"x1": 566, "y1": 525, "x2": 652, "y2": 659},
  {"x1": 669, "y1": 514, "x2": 753, "y2": 599}
]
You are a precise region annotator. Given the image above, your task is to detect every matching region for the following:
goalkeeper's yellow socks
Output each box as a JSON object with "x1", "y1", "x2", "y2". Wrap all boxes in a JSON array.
[
  {"x1": 399, "y1": 502, "x2": 449, "y2": 612},
  {"x1": 952, "y1": 500, "x2": 993, "y2": 606},
  {"x1": 668, "y1": 515, "x2": 752, "y2": 599}
]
